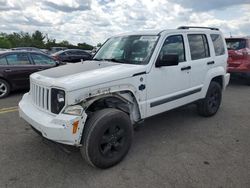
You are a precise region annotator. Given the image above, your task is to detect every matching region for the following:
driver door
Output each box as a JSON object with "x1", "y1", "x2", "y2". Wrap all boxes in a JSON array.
[{"x1": 146, "y1": 34, "x2": 191, "y2": 117}]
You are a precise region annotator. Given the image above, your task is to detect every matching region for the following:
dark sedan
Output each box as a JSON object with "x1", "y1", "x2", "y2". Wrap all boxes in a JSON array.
[
  {"x1": 0, "y1": 51, "x2": 60, "y2": 98},
  {"x1": 51, "y1": 49, "x2": 92, "y2": 63}
]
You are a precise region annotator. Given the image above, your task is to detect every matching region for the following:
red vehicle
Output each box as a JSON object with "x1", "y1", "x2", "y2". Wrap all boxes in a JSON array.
[{"x1": 226, "y1": 37, "x2": 250, "y2": 85}]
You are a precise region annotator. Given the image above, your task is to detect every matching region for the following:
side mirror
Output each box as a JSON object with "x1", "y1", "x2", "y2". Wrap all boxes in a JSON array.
[{"x1": 155, "y1": 54, "x2": 179, "y2": 67}]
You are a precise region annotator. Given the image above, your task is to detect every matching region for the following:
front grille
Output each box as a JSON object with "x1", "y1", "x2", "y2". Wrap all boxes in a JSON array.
[{"x1": 30, "y1": 82, "x2": 51, "y2": 112}]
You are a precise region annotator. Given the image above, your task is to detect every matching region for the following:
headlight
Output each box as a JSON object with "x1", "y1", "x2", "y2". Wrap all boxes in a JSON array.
[
  {"x1": 51, "y1": 88, "x2": 65, "y2": 114},
  {"x1": 63, "y1": 105, "x2": 83, "y2": 116}
]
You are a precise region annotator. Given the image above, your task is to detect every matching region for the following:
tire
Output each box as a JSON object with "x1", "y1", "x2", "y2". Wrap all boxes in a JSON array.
[
  {"x1": 197, "y1": 81, "x2": 222, "y2": 117},
  {"x1": 0, "y1": 79, "x2": 10, "y2": 99},
  {"x1": 80, "y1": 108, "x2": 133, "y2": 169}
]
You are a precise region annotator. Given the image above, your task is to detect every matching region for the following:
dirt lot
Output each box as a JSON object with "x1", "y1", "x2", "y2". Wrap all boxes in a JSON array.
[{"x1": 0, "y1": 78, "x2": 249, "y2": 188}]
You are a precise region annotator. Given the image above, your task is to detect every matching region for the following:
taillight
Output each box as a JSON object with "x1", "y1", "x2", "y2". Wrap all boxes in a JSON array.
[{"x1": 237, "y1": 48, "x2": 250, "y2": 57}]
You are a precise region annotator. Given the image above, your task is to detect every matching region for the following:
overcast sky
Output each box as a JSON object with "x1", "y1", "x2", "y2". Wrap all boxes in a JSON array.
[{"x1": 0, "y1": 0, "x2": 249, "y2": 45}]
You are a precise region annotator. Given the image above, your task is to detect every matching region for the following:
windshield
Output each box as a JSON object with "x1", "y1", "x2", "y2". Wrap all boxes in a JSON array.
[
  {"x1": 226, "y1": 39, "x2": 246, "y2": 50},
  {"x1": 94, "y1": 35, "x2": 159, "y2": 65}
]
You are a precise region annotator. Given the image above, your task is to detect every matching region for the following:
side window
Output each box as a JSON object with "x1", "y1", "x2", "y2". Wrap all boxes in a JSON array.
[
  {"x1": 31, "y1": 54, "x2": 56, "y2": 65},
  {"x1": 158, "y1": 35, "x2": 185, "y2": 62},
  {"x1": 211, "y1": 34, "x2": 225, "y2": 56},
  {"x1": 0, "y1": 57, "x2": 7, "y2": 65},
  {"x1": 188, "y1": 34, "x2": 210, "y2": 60},
  {"x1": 66, "y1": 51, "x2": 76, "y2": 55},
  {"x1": 6, "y1": 54, "x2": 30, "y2": 65},
  {"x1": 76, "y1": 51, "x2": 86, "y2": 55}
]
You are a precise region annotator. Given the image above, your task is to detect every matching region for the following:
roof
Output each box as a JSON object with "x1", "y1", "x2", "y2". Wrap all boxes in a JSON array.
[
  {"x1": 112, "y1": 27, "x2": 222, "y2": 38},
  {"x1": 0, "y1": 50, "x2": 48, "y2": 56}
]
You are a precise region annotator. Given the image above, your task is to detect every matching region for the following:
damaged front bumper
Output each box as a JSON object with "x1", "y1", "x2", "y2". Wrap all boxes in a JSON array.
[{"x1": 19, "y1": 93, "x2": 87, "y2": 146}]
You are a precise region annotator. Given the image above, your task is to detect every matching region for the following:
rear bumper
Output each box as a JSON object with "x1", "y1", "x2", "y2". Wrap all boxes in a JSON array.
[
  {"x1": 19, "y1": 93, "x2": 87, "y2": 146},
  {"x1": 228, "y1": 67, "x2": 250, "y2": 73},
  {"x1": 228, "y1": 71, "x2": 250, "y2": 78}
]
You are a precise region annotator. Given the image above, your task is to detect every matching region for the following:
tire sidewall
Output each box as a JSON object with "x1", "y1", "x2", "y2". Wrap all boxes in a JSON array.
[
  {"x1": 0, "y1": 79, "x2": 10, "y2": 98},
  {"x1": 83, "y1": 109, "x2": 133, "y2": 168},
  {"x1": 205, "y1": 82, "x2": 222, "y2": 115}
]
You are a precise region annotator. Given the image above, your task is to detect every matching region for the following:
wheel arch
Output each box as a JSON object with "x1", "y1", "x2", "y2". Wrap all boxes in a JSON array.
[
  {"x1": 0, "y1": 77, "x2": 12, "y2": 90},
  {"x1": 83, "y1": 90, "x2": 142, "y2": 124},
  {"x1": 201, "y1": 67, "x2": 226, "y2": 98}
]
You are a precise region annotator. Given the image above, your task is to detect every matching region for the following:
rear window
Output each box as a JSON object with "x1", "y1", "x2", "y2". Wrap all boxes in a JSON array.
[
  {"x1": 226, "y1": 39, "x2": 246, "y2": 50},
  {"x1": 188, "y1": 34, "x2": 210, "y2": 60},
  {"x1": 211, "y1": 34, "x2": 225, "y2": 56}
]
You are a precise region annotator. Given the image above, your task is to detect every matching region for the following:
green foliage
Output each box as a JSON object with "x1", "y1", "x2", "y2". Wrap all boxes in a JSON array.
[
  {"x1": 0, "y1": 30, "x2": 94, "y2": 50},
  {"x1": 77, "y1": 42, "x2": 93, "y2": 50},
  {"x1": 0, "y1": 37, "x2": 11, "y2": 48}
]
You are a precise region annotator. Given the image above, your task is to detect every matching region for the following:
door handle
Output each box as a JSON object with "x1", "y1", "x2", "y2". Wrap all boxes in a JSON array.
[
  {"x1": 181, "y1": 66, "x2": 191, "y2": 71},
  {"x1": 207, "y1": 61, "x2": 215, "y2": 65},
  {"x1": 4, "y1": 69, "x2": 12, "y2": 73}
]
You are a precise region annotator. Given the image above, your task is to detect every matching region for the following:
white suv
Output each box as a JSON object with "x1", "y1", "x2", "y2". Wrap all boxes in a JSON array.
[{"x1": 19, "y1": 26, "x2": 230, "y2": 168}]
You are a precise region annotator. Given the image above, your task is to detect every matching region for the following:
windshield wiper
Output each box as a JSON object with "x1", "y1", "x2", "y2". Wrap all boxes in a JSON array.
[
  {"x1": 92, "y1": 58, "x2": 130, "y2": 64},
  {"x1": 92, "y1": 58, "x2": 102, "y2": 61},
  {"x1": 103, "y1": 58, "x2": 126, "y2": 63},
  {"x1": 92, "y1": 58, "x2": 127, "y2": 63}
]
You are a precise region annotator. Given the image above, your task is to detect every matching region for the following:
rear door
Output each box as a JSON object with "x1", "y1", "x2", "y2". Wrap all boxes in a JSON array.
[
  {"x1": 187, "y1": 34, "x2": 212, "y2": 89},
  {"x1": 4, "y1": 53, "x2": 35, "y2": 89}
]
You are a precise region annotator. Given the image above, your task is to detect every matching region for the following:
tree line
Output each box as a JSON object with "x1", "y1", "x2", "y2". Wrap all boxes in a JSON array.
[{"x1": 0, "y1": 30, "x2": 94, "y2": 50}]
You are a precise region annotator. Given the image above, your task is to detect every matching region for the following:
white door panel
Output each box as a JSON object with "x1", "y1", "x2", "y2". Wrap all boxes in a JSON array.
[{"x1": 146, "y1": 34, "x2": 191, "y2": 117}]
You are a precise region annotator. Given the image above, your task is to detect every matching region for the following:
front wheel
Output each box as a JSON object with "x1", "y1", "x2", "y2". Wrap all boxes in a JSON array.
[
  {"x1": 197, "y1": 81, "x2": 222, "y2": 117},
  {"x1": 81, "y1": 108, "x2": 133, "y2": 169}
]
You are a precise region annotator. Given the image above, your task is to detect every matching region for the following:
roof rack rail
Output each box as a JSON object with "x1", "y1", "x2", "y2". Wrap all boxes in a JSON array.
[{"x1": 177, "y1": 26, "x2": 219, "y2": 31}]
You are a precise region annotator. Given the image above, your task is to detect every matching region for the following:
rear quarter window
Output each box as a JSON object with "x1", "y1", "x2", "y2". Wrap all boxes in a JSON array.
[
  {"x1": 211, "y1": 34, "x2": 225, "y2": 56},
  {"x1": 31, "y1": 54, "x2": 56, "y2": 65}
]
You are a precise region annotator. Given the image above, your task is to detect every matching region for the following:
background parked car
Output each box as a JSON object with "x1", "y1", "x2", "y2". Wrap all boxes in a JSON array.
[
  {"x1": 226, "y1": 37, "x2": 250, "y2": 85},
  {"x1": 49, "y1": 47, "x2": 68, "y2": 55},
  {"x1": 0, "y1": 51, "x2": 60, "y2": 98},
  {"x1": 51, "y1": 49, "x2": 92, "y2": 63}
]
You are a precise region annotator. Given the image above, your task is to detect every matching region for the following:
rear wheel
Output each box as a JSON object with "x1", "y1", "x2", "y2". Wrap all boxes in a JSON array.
[
  {"x1": 0, "y1": 79, "x2": 10, "y2": 99},
  {"x1": 81, "y1": 108, "x2": 133, "y2": 169},
  {"x1": 197, "y1": 81, "x2": 222, "y2": 117}
]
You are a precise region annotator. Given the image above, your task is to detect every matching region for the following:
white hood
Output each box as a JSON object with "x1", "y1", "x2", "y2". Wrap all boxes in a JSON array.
[{"x1": 30, "y1": 61, "x2": 146, "y2": 91}]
